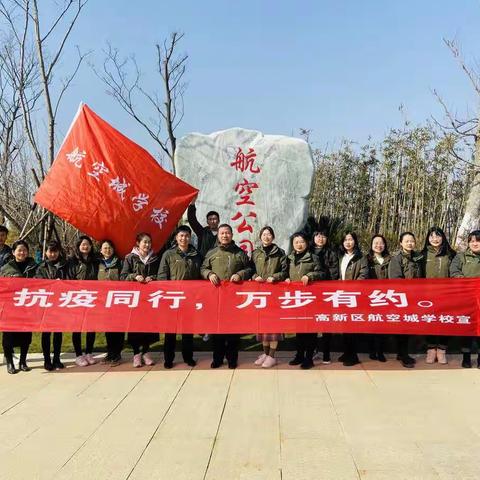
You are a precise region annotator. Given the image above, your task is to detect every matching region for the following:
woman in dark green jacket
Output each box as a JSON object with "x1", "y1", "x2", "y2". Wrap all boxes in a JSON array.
[
  {"x1": 422, "y1": 227, "x2": 455, "y2": 365},
  {"x1": 287, "y1": 232, "x2": 326, "y2": 369},
  {"x1": 338, "y1": 232, "x2": 368, "y2": 366},
  {"x1": 0, "y1": 240, "x2": 38, "y2": 374},
  {"x1": 252, "y1": 226, "x2": 288, "y2": 368},
  {"x1": 366, "y1": 234, "x2": 391, "y2": 362},
  {"x1": 450, "y1": 229, "x2": 480, "y2": 368},
  {"x1": 311, "y1": 229, "x2": 340, "y2": 364},
  {"x1": 68, "y1": 235, "x2": 99, "y2": 367},
  {"x1": 121, "y1": 232, "x2": 160, "y2": 368},
  {"x1": 35, "y1": 240, "x2": 69, "y2": 371},
  {"x1": 388, "y1": 231, "x2": 424, "y2": 368},
  {"x1": 98, "y1": 239, "x2": 124, "y2": 366}
]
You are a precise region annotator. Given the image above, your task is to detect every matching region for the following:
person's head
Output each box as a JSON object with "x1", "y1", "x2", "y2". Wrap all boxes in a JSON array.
[
  {"x1": 100, "y1": 239, "x2": 115, "y2": 260},
  {"x1": 313, "y1": 230, "x2": 329, "y2": 249},
  {"x1": 45, "y1": 240, "x2": 62, "y2": 262},
  {"x1": 399, "y1": 232, "x2": 416, "y2": 253},
  {"x1": 291, "y1": 232, "x2": 308, "y2": 253},
  {"x1": 206, "y1": 211, "x2": 220, "y2": 231},
  {"x1": 370, "y1": 234, "x2": 389, "y2": 257},
  {"x1": 175, "y1": 225, "x2": 192, "y2": 250},
  {"x1": 259, "y1": 226, "x2": 275, "y2": 247},
  {"x1": 467, "y1": 230, "x2": 480, "y2": 254},
  {"x1": 423, "y1": 226, "x2": 453, "y2": 256},
  {"x1": 340, "y1": 231, "x2": 361, "y2": 256},
  {"x1": 76, "y1": 235, "x2": 94, "y2": 259},
  {"x1": 217, "y1": 224, "x2": 233, "y2": 246},
  {"x1": 0, "y1": 225, "x2": 8, "y2": 246},
  {"x1": 135, "y1": 232, "x2": 152, "y2": 255},
  {"x1": 11, "y1": 240, "x2": 29, "y2": 262}
]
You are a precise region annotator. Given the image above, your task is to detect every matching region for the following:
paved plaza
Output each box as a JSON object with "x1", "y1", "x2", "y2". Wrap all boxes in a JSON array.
[{"x1": 0, "y1": 352, "x2": 479, "y2": 480}]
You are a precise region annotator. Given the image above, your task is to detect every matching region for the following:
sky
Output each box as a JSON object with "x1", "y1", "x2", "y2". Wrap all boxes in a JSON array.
[{"x1": 41, "y1": 0, "x2": 480, "y2": 158}]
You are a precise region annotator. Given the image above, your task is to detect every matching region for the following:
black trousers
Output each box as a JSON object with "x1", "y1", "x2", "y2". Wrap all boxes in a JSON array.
[
  {"x1": 396, "y1": 334, "x2": 410, "y2": 357},
  {"x1": 72, "y1": 332, "x2": 96, "y2": 357},
  {"x1": 461, "y1": 336, "x2": 478, "y2": 353},
  {"x1": 41, "y1": 332, "x2": 62, "y2": 360},
  {"x1": 105, "y1": 332, "x2": 124, "y2": 357},
  {"x1": 2, "y1": 332, "x2": 31, "y2": 364},
  {"x1": 426, "y1": 335, "x2": 449, "y2": 350},
  {"x1": 164, "y1": 333, "x2": 194, "y2": 364},
  {"x1": 343, "y1": 333, "x2": 358, "y2": 357},
  {"x1": 322, "y1": 333, "x2": 332, "y2": 354},
  {"x1": 295, "y1": 333, "x2": 317, "y2": 361},
  {"x1": 212, "y1": 334, "x2": 240, "y2": 365},
  {"x1": 367, "y1": 334, "x2": 386, "y2": 354}
]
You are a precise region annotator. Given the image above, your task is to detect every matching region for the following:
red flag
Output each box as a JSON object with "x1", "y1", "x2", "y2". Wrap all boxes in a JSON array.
[{"x1": 34, "y1": 104, "x2": 198, "y2": 257}]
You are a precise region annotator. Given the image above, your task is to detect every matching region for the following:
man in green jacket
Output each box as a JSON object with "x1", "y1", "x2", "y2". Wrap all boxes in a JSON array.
[
  {"x1": 158, "y1": 225, "x2": 202, "y2": 368},
  {"x1": 201, "y1": 224, "x2": 253, "y2": 369}
]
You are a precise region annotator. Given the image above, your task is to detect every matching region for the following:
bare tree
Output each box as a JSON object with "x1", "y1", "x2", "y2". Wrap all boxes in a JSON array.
[
  {"x1": 94, "y1": 31, "x2": 187, "y2": 173},
  {"x1": 433, "y1": 38, "x2": 480, "y2": 249}
]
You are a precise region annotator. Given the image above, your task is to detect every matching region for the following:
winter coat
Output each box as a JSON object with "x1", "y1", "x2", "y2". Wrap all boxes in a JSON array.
[
  {"x1": 367, "y1": 254, "x2": 390, "y2": 280},
  {"x1": 313, "y1": 246, "x2": 340, "y2": 280},
  {"x1": 0, "y1": 257, "x2": 37, "y2": 278},
  {"x1": 158, "y1": 245, "x2": 203, "y2": 280},
  {"x1": 287, "y1": 250, "x2": 325, "y2": 282},
  {"x1": 68, "y1": 255, "x2": 99, "y2": 280},
  {"x1": 423, "y1": 246, "x2": 453, "y2": 278},
  {"x1": 339, "y1": 252, "x2": 369, "y2": 280},
  {"x1": 120, "y1": 252, "x2": 161, "y2": 281},
  {"x1": 450, "y1": 249, "x2": 480, "y2": 278},
  {"x1": 201, "y1": 242, "x2": 252, "y2": 281},
  {"x1": 0, "y1": 244, "x2": 12, "y2": 269},
  {"x1": 187, "y1": 205, "x2": 218, "y2": 257},
  {"x1": 388, "y1": 250, "x2": 424, "y2": 279},
  {"x1": 35, "y1": 258, "x2": 70, "y2": 280},
  {"x1": 251, "y1": 244, "x2": 288, "y2": 282},
  {"x1": 98, "y1": 255, "x2": 122, "y2": 281}
]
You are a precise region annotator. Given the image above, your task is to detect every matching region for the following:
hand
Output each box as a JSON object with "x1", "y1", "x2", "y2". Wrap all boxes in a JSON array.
[
  {"x1": 285, "y1": 278, "x2": 291, "y2": 284},
  {"x1": 135, "y1": 275, "x2": 145, "y2": 283},
  {"x1": 230, "y1": 273, "x2": 241, "y2": 283},
  {"x1": 144, "y1": 276, "x2": 153, "y2": 283},
  {"x1": 208, "y1": 273, "x2": 220, "y2": 286},
  {"x1": 266, "y1": 276, "x2": 275, "y2": 283},
  {"x1": 301, "y1": 275, "x2": 310, "y2": 286},
  {"x1": 254, "y1": 276, "x2": 264, "y2": 283}
]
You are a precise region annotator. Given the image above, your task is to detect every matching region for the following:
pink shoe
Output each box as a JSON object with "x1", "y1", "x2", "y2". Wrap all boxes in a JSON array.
[
  {"x1": 133, "y1": 353, "x2": 143, "y2": 368},
  {"x1": 142, "y1": 353, "x2": 155, "y2": 366},
  {"x1": 254, "y1": 353, "x2": 267, "y2": 366},
  {"x1": 75, "y1": 355, "x2": 88, "y2": 367},
  {"x1": 85, "y1": 353, "x2": 97, "y2": 365},
  {"x1": 436, "y1": 349, "x2": 448, "y2": 364},
  {"x1": 262, "y1": 355, "x2": 277, "y2": 368},
  {"x1": 426, "y1": 348, "x2": 436, "y2": 364}
]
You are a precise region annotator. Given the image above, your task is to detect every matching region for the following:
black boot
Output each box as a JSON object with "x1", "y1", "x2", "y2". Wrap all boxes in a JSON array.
[
  {"x1": 462, "y1": 352, "x2": 472, "y2": 369},
  {"x1": 44, "y1": 356, "x2": 54, "y2": 371},
  {"x1": 19, "y1": 347, "x2": 31, "y2": 372},
  {"x1": 52, "y1": 357, "x2": 65, "y2": 369},
  {"x1": 5, "y1": 352, "x2": 17, "y2": 374},
  {"x1": 289, "y1": 354, "x2": 303, "y2": 366}
]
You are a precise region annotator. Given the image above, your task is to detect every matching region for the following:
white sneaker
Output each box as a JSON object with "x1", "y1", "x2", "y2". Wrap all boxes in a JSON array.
[
  {"x1": 254, "y1": 353, "x2": 267, "y2": 366},
  {"x1": 75, "y1": 355, "x2": 88, "y2": 367},
  {"x1": 426, "y1": 348, "x2": 436, "y2": 364},
  {"x1": 436, "y1": 349, "x2": 448, "y2": 364},
  {"x1": 133, "y1": 353, "x2": 143, "y2": 368},
  {"x1": 85, "y1": 353, "x2": 97, "y2": 365},
  {"x1": 262, "y1": 355, "x2": 277, "y2": 368}
]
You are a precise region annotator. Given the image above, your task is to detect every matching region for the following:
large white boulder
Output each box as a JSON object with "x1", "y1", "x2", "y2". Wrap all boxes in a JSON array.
[{"x1": 175, "y1": 128, "x2": 314, "y2": 254}]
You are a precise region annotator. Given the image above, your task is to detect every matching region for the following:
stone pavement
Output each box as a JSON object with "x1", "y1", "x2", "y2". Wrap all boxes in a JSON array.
[{"x1": 0, "y1": 352, "x2": 479, "y2": 480}]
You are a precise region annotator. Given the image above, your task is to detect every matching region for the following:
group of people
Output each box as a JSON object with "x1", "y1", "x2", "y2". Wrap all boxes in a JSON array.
[{"x1": 1, "y1": 206, "x2": 479, "y2": 375}]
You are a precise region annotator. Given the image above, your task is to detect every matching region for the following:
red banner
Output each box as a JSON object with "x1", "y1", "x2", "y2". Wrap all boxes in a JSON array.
[
  {"x1": 34, "y1": 104, "x2": 198, "y2": 257},
  {"x1": 0, "y1": 278, "x2": 478, "y2": 335}
]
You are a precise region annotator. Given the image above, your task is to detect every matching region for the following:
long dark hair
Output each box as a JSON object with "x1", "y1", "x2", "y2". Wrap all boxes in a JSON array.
[
  {"x1": 339, "y1": 231, "x2": 362, "y2": 256},
  {"x1": 422, "y1": 226, "x2": 455, "y2": 257},
  {"x1": 74, "y1": 235, "x2": 96, "y2": 263},
  {"x1": 311, "y1": 229, "x2": 332, "y2": 250},
  {"x1": 368, "y1": 234, "x2": 390, "y2": 259}
]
